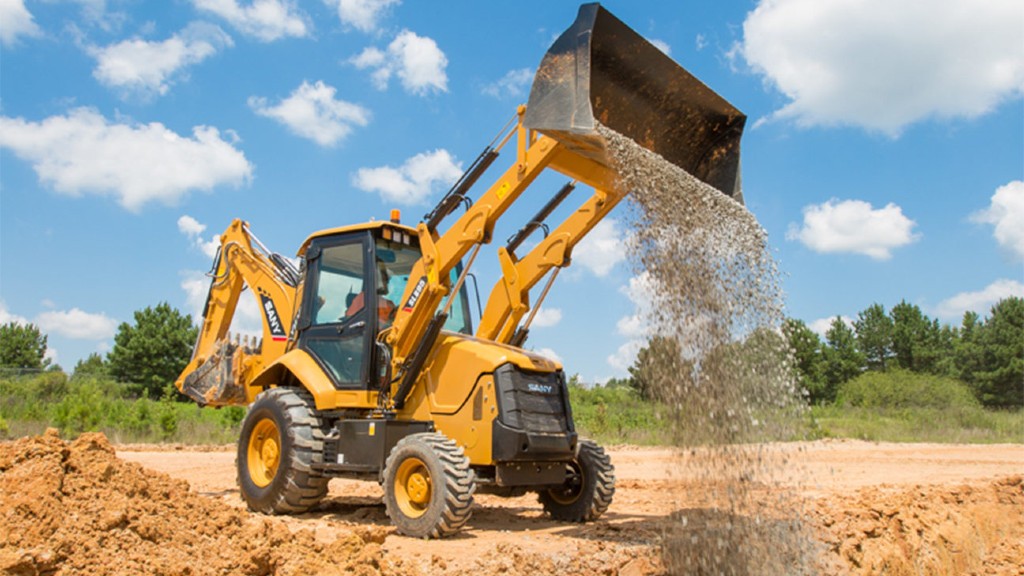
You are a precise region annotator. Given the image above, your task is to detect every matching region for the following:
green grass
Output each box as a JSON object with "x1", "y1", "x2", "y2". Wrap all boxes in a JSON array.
[
  {"x1": 2, "y1": 371, "x2": 1020, "y2": 446},
  {"x1": 1, "y1": 373, "x2": 244, "y2": 444},
  {"x1": 567, "y1": 382, "x2": 673, "y2": 445},
  {"x1": 810, "y1": 405, "x2": 1023, "y2": 443}
]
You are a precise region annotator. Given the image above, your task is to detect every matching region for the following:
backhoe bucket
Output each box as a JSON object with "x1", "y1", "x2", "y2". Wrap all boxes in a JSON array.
[{"x1": 524, "y1": 3, "x2": 746, "y2": 201}]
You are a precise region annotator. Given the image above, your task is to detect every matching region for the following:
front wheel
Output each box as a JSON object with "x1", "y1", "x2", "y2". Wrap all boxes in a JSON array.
[
  {"x1": 539, "y1": 439, "x2": 615, "y2": 522},
  {"x1": 237, "y1": 387, "x2": 328, "y2": 514},
  {"x1": 382, "y1": 432, "x2": 475, "y2": 538}
]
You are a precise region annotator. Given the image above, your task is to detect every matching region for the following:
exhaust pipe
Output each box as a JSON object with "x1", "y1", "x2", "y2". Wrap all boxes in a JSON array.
[{"x1": 523, "y1": 3, "x2": 746, "y2": 201}]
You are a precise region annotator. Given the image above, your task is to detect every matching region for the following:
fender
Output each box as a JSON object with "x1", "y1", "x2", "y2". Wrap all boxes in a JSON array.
[{"x1": 250, "y1": 348, "x2": 377, "y2": 410}]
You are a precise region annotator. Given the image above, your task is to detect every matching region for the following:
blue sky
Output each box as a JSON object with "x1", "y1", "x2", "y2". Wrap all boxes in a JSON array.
[{"x1": 1, "y1": 0, "x2": 1022, "y2": 381}]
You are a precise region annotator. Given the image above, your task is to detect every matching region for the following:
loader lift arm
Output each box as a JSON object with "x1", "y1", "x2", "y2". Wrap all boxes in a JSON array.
[
  {"x1": 476, "y1": 183, "x2": 628, "y2": 346},
  {"x1": 175, "y1": 219, "x2": 302, "y2": 406},
  {"x1": 384, "y1": 106, "x2": 618, "y2": 409}
]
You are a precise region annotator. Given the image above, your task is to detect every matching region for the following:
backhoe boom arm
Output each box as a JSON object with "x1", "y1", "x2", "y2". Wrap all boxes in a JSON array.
[{"x1": 175, "y1": 219, "x2": 300, "y2": 406}]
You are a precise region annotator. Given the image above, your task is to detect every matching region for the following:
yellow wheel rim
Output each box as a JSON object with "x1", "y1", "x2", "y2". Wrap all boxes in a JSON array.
[
  {"x1": 394, "y1": 457, "x2": 431, "y2": 518},
  {"x1": 247, "y1": 418, "x2": 281, "y2": 488}
]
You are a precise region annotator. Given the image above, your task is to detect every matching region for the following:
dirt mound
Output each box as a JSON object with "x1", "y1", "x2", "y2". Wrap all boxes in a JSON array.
[
  {"x1": 812, "y1": 476, "x2": 1024, "y2": 575},
  {"x1": 0, "y1": 430, "x2": 386, "y2": 576}
]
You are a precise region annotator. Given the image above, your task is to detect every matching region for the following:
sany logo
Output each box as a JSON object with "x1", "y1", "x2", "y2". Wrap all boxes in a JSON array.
[
  {"x1": 403, "y1": 276, "x2": 427, "y2": 312},
  {"x1": 527, "y1": 383, "x2": 554, "y2": 394},
  {"x1": 259, "y1": 293, "x2": 287, "y2": 341}
]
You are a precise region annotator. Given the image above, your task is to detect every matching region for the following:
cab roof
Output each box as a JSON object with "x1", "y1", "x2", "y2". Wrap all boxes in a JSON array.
[{"x1": 297, "y1": 220, "x2": 419, "y2": 256}]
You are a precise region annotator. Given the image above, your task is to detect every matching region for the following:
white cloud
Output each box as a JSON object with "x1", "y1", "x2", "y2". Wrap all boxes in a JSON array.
[
  {"x1": 607, "y1": 339, "x2": 643, "y2": 372},
  {"x1": 615, "y1": 271, "x2": 655, "y2": 340},
  {"x1": 44, "y1": 0, "x2": 127, "y2": 31},
  {"x1": 0, "y1": 301, "x2": 30, "y2": 325},
  {"x1": 35, "y1": 308, "x2": 118, "y2": 340},
  {"x1": 330, "y1": 0, "x2": 399, "y2": 33},
  {"x1": 177, "y1": 214, "x2": 207, "y2": 237},
  {"x1": 193, "y1": 0, "x2": 310, "y2": 42},
  {"x1": 178, "y1": 215, "x2": 221, "y2": 259},
  {"x1": 648, "y1": 38, "x2": 671, "y2": 57},
  {"x1": 0, "y1": 0, "x2": 42, "y2": 46},
  {"x1": 737, "y1": 0, "x2": 1024, "y2": 135},
  {"x1": 972, "y1": 180, "x2": 1024, "y2": 261},
  {"x1": 934, "y1": 279, "x2": 1024, "y2": 320},
  {"x1": 695, "y1": 34, "x2": 707, "y2": 52},
  {"x1": 616, "y1": 314, "x2": 645, "y2": 339},
  {"x1": 808, "y1": 316, "x2": 854, "y2": 338},
  {"x1": 89, "y1": 22, "x2": 232, "y2": 98},
  {"x1": 533, "y1": 347, "x2": 562, "y2": 363},
  {"x1": 573, "y1": 218, "x2": 627, "y2": 277},
  {"x1": 0, "y1": 107, "x2": 253, "y2": 211},
  {"x1": 43, "y1": 347, "x2": 59, "y2": 365},
  {"x1": 606, "y1": 272, "x2": 657, "y2": 373},
  {"x1": 352, "y1": 149, "x2": 462, "y2": 205},
  {"x1": 249, "y1": 80, "x2": 370, "y2": 146},
  {"x1": 529, "y1": 307, "x2": 562, "y2": 328},
  {"x1": 351, "y1": 29, "x2": 448, "y2": 95},
  {"x1": 481, "y1": 68, "x2": 534, "y2": 99},
  {"x1": 786, "y1": 199, "x2": 919, "y2": 260}
]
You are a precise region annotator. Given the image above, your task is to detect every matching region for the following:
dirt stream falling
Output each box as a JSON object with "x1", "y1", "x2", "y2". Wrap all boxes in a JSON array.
[{"x1": 599, "y1": 123, "x2": 817, "y2": 574}]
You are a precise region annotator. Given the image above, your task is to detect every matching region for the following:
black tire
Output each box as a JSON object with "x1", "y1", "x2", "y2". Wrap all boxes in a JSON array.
[
  {"x1": 382, "y1": 432, "x2": 475, "y2": 538},
  {"x1": 538, "y1": 439, "x2": 615, "y2": 522},
  {"x1": 237, "y1": 387, "x2": 329, "y2": 514}
]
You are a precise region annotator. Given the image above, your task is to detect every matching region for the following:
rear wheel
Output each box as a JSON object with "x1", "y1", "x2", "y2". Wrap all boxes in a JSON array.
[
  {"x1": 382, "y1": 432, "x2": 475, "y2": 538},
  {"x1": 238, "y1": 387, "x2": 328, "y2": 513},
  {"x1": 539, "y1": 439, "x2": 615, "y2": 522}
]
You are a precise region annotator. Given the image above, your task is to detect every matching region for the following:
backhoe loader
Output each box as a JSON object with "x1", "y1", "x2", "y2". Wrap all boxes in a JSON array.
[{"x1": 176, "y1": 3, "x2": 745, "y2": 538}]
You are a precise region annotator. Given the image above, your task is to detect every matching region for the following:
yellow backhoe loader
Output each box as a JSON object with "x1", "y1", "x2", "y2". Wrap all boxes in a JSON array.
[{"x1": 176, "y1": 3, "x2": 745, "y2": 538}]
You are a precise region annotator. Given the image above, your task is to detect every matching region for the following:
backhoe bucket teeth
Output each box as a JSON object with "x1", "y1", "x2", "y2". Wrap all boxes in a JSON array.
[
  {"x1": 180, "y1": 340, "x2": 246, "y2": 406},
  {"x1": 523, "y1": 3, "x2": 746, "y2": 201}
]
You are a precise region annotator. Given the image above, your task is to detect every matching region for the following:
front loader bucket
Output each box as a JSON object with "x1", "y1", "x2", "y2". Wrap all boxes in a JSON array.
[{"x1": 524, "y1": 3, "x2": 746, "y2": 201}]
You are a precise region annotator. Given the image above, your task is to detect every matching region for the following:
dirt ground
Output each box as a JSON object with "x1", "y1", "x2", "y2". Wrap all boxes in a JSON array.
[{"x1": 2, "y1": 432, "x2": 1021, "y2": 575}]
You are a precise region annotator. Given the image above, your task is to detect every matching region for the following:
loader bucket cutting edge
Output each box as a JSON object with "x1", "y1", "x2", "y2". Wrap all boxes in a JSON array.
[{"x1": 523, "y1": 3, "x2": 746, "y2": 202}]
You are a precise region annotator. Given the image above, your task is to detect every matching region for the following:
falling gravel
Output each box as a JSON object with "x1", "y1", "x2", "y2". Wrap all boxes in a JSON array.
[{"x1": 598, "y1": 124, "x2": 816, "y2": 574}]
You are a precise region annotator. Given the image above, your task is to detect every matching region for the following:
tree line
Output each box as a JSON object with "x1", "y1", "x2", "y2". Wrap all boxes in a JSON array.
[
  {"x1": 621, "y1": 296, "x2": 1022, "y2": 410},
  {"x1": 1, "y1": 302, "x2": 197, "y2": 399},
  {"x1": 3, "y1": 297, "x2": 1022, "y2": 410},
  {"x1": 784, "y1": 297, "x2": 1022, "y2": 408}
]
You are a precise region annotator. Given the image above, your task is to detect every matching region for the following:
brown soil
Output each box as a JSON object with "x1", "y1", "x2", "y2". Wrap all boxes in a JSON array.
[{"x1": 3, "y1": 433, "x2": 1021, "y2": 575}]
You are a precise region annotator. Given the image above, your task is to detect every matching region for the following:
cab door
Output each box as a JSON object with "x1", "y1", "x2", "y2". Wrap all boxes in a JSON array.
[{"x1": 298, "y1": 234, "x2": 372, "y2": 388}]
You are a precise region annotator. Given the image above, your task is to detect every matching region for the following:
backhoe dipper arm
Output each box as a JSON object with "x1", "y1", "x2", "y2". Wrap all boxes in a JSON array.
[
  {"x1": 476, "y1": 184, "x2": 627, "y2": 344},
  {"x1": 175, "y1": 219, "x2": 300, "y2": 405}
]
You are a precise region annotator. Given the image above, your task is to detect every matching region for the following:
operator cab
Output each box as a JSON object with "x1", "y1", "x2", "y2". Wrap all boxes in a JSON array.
[{"x1": 297, "y1": 223, "x2": 473, "y2": 390}]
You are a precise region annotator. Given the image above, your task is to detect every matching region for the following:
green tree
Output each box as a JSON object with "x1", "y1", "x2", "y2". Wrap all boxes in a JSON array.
[
  {"x1": 821, "y1": 317, "x2": 864, "y2": 400},
  {"x1": 955, "y1": 311, "x2": 985, "y2": 384},
  {"x1": 107, "y1": 303, "x2": 198, "y2": 399},
  {"x1": 782, "y1": 318, "x2": 826, "y2": 403},
  {"x1": 628, "y1": 335, "x2": 686, "y2": 402},
  {"x1": 890, "y1": 300, "x2": 950, "y2": 373},
  {"x1": 73, "y1": 352, "x2": 109, "y2": 378},
  {"x1": 972, "y1": 297, "x2": 1024, "y2": 408},
  {"x1": 0, "y1": 322, "x2": 51, "y2": 371},
  {"x1": 855, "y1": 303, "x2": 893, "y2": 371},
  {"x1": 931, "y1": 321, "x2": 959, "y2": 377}
]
